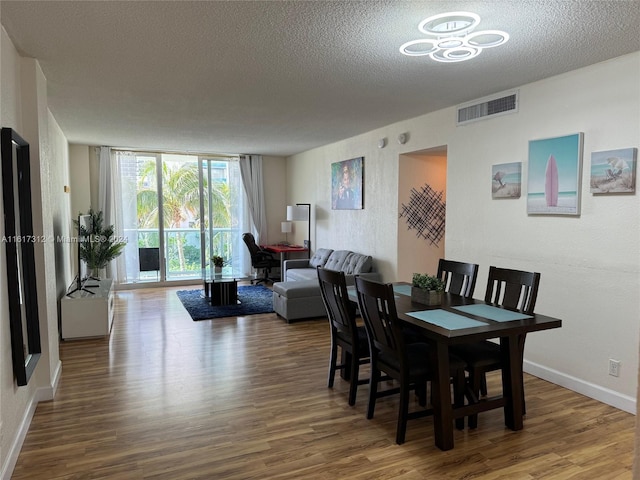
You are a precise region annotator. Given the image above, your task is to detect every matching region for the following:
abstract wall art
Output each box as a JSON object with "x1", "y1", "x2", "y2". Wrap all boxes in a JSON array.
[{"x1": 399, "y1": 183, "x2": 446, "y2": 246}]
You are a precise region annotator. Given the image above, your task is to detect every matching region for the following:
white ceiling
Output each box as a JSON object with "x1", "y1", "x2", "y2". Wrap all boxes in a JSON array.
[{"x1": 2, "y1": 1, "x2": 639, "y2": 157}]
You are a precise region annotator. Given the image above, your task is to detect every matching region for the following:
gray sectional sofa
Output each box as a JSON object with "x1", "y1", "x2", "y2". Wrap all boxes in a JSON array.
[{"x1": 272, "y1": 248, "x2": 380, "y2": 322}]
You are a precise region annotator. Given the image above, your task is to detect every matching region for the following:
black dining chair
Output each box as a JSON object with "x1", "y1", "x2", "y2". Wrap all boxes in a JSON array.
[
  {"x1": 451, "y1": 266, "x2": 540, "y2": 429},
  {"x1": 354, "y1": 277, "x2": 467, "y2": 444},
  {"x1": 437, "y1": 259, "x2": 479, "y2": 298},
  {"x1": 317, "y1": 266, "x2": 370, "y2": 406}
]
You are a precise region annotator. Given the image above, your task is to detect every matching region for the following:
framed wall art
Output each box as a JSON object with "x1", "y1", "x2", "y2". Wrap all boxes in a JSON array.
[
  {"x1": 492, "y1": 162, "x2": 522, "y2": 199},
  {"x1": 527, "y1": 132, "x2": 583, "y2": 215},
  {"x1": 590, "y1": 147, "x2": 637, "y2": 194},
  {"x1": 331, "y1": 156, "x2": 363, "y2": 210}
]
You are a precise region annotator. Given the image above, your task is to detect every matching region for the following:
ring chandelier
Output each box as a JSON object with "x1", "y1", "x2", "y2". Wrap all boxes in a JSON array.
[{"x1": 399, "y1": 11, "x2": 509, "y2": 63}]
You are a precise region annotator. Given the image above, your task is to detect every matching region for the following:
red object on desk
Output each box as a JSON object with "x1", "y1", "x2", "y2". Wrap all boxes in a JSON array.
[
  {"x1": 262, "y1": 244, "x2": 307, "y2": 253},
  {"x1": 262, "y1": 245, "x2": 309, "y2": 278}
]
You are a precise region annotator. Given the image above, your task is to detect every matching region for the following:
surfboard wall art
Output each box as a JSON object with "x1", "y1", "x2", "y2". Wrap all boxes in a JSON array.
[
  {"x1": 545, "y1": 155, "x2": 559, "y2": 206},
  {"x1": 527, "y1": 133, "x2": 583, "y2": 215}
]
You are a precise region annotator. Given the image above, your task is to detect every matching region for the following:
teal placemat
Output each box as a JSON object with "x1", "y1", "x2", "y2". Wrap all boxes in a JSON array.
[
  {"x1": 347, "y1": 285, "x2": 403, "y2": 300},
  {"x1": 452, "y1": 304, "x2": 533, "y2": 322},
  {"x1": 406, "y1": 309, "x2": 487, "y2": 330},
  {"x1": 393, "y1": 284, "x2": 412, "y2": 296}
]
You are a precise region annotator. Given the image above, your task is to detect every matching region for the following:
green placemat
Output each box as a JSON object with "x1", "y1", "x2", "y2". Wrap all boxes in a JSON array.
[
  {"x1": 452, "y1": 304, "x2": 533, "y2": 322},
  {"x1": 406, "y1": 309, "x2": 487, "y2": 330}
]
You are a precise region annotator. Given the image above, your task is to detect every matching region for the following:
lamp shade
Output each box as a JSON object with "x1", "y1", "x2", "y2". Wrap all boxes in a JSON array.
[
  {"x1": 286, "y1": 205, "x2": 308, "y2": 221},
  {"x1": 281, "y1": 221, "x2": 292, "y2": 233}
]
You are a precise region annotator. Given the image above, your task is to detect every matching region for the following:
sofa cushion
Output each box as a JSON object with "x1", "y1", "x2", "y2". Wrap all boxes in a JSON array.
[
  {"x1": 286, "y1": 268, "x2": 318, "y2": 282},
  {"x1": 324, "y1": 250, "x2": 372, "y2": 274},
  {"x1": 309, "y1": 248, "x2": 333, "y2": 268},
  {"x1": 341, "y1": 252, "x2": 373, "y2": 274},
  {"x1": 273, "y1": 279, "x2": 320, "y2": 299}
]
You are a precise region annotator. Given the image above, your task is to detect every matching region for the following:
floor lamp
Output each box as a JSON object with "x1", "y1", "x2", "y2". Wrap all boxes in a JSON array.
[{"x1": 286, "y1": 203, "x2": 311, "y2": 257}]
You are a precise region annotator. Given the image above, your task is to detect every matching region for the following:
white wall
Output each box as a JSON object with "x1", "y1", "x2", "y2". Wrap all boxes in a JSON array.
[
  {"x1": 0, "y1": 27, "x2": 66, "y2": 479},
  {"x1": 287, "y1": 52, "x2": 640, "y2": 413},
  {"x1": 262, "y1": 156, "x2": 288, "y2": 245},
  {"x1": 68, "y1": 145, "x2": 92, "y2": 217}
]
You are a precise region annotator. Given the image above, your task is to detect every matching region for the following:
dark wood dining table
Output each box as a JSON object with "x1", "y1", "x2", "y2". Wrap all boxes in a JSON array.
[{"x1": 348, "y1": 282, "x2": 562, "y2": 451}]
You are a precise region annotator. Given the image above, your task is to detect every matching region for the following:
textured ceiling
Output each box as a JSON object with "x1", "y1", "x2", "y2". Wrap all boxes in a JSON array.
[{"x1": 2, "y1": 1, "x2": 639, "y2": 156}]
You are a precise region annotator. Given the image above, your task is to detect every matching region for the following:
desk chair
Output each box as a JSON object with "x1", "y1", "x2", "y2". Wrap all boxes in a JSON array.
[
  {"x1": 355, "y1": 277, "x2": 467, "y2": 444},
  {"x1": 242, "y1": 233, "x2": 280, "y2": 284},
  {"x1": 451, "y1": 266, "x2": 540, "y2": 429}
]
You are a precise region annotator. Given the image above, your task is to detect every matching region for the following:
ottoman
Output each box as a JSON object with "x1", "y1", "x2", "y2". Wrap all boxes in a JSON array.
[{"x1": 272, "y1": 280, "x2": 327, "y2": 322}]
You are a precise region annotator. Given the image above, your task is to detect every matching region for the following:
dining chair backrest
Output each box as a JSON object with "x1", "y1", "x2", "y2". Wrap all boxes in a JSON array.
[
  {"x1": 437, "y1": 259, "x2": 479, "y2": 298},
  {"x1": 354, "y1": 276, "x2": 404, "y2": 364},
  {"x1": 485, "y1": 266, "x2": 540, "y2": 314},
  {"x1": 317, "y1": 266, "x2": 357, "y2": 336}
]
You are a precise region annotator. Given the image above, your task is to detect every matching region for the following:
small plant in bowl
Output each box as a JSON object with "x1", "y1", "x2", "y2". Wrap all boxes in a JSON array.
[{"x1": 411, "y1": 273, "x2": 445, "y2": 305}]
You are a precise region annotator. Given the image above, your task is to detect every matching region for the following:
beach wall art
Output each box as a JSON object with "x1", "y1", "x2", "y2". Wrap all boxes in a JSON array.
[
  {"x1": 331, "y1": 157, "x2": 363, "y2": 210},
  {"x1": 590, "y1": 147, "x2": 637, "y2": 194},
  {"x1": 527, "y1": 133, "x2": 583, "y2": 215},
  {"x1": 492, "y1": 162, "x2": 522, "y2": 199}
]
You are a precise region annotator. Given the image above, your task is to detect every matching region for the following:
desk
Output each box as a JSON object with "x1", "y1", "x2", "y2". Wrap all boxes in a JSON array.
[
  {"x1": 348, "y1": 283, "x2": 562, "y2": 451},
  {"x1": 262, "y1": 244, "x2": 308, "y2": 277}
]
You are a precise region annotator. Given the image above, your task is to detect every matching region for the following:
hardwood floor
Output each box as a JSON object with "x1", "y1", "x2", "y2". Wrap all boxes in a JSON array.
[{"x1": 12, "y1": 286, "x2": 634, "y2": 479}]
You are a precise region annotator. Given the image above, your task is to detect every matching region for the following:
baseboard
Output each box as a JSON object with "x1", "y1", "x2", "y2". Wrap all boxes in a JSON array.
[
  {"x1": 1, "y1": 395, "x2": 37, "y2": 480},
  {"x1": 524, "y1": 360, "x2": 636, "y2": 414},
  {"x1": 37, "y1": 360, "x2": 62, "y2": 401},
  {"x1": 1, "y1": 360, "x2": 62, "y2": 480}
]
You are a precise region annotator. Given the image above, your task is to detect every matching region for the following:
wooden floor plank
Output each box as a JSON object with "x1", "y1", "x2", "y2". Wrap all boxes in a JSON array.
[{"x1": 11, "y1": 286, "x2": 634, "y2": 479}]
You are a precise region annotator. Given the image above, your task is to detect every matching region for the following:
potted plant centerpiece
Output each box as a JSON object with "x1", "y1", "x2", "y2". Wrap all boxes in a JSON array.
[
  {"x1": 76, "y1": 208, "x2": 127, "y2": 279},
  {"x1": 212, "y1": 255, "x2": 225, "y2": 274},
  {"x1": 411, "y1": 272, "x2": 445, "y2": 306}
]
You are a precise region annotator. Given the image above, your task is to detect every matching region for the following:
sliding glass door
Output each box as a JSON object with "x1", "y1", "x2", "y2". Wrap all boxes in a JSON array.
[{"x1": 116, "y1": 150, "x2": 247, "y2": 284}]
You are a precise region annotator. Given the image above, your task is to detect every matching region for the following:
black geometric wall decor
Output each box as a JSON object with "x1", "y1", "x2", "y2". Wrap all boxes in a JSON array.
[{"x1": 399, "y1": 183, "x2": 446, "y2": 246}]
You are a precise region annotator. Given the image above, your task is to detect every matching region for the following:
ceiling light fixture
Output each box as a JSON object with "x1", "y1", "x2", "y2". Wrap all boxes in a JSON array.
[{"x1": 400, "y1": 11, "x2": 509, "y2": 63}]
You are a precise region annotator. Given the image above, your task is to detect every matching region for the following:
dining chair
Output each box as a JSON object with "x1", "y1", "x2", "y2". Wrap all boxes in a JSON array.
[
  {"x1": 437, "y1": 259, "x2": 479, "y2": 298},
  {"x1": 451, "y1": 266, "x2": 540, "y2": 429},
  {"x1": 317, "y1": 267, "x2": 370, "y2": 406},
  {"x1": 354, "y1": 276, "x2": 467, "y2": 444}
]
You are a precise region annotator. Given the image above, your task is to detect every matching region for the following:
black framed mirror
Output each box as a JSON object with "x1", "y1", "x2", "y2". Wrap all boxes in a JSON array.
[{"x1": 1, "y1": 127, "x2": 41, "y2": 386}]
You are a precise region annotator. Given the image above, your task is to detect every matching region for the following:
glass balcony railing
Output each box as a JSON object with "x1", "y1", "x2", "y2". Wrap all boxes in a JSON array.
[{"x1": 125, "y1": 227, "x2": 239, "y2": 282}]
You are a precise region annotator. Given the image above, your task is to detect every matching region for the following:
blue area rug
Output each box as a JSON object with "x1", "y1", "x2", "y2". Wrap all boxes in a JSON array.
[{"x1": 177, "y1": 285, "x2": 274, "y2": 321}]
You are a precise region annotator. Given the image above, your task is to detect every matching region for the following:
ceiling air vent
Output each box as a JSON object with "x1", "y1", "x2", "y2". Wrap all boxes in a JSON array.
[{"x1": 456, "y1": 90, "x2": 518, "y2": 125}]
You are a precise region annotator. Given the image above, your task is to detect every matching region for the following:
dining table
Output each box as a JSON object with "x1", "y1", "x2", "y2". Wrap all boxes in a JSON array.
[{"x1": 348, "y1": 282, "x2": 562, "y2": 451}]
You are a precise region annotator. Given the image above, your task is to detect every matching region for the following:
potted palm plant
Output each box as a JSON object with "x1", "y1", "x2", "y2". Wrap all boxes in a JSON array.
[
  {"x1": 76, "y1": 208, "x2": 126, "y2": 279},
  {"x1": 411, "y1": 272, "x2": 445, "y2": 306}
]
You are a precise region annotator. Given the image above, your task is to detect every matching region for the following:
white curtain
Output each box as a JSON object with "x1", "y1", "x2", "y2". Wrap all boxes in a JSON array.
[
  {"x1": 97, "y1": 146, "x2": 127, "y2": 283},
  {"x1": 224, "y1": 158, "x2": 252, "y2": 278},
  {"x1": 113, "y1": 151, "x2": 139, "y2": 283},
  {"x1": 239, "y1": 155, "x2": 268, "y2": 244}
]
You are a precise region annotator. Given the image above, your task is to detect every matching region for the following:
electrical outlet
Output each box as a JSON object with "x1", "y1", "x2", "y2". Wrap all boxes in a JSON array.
[{"x1": 608, "y1": 359, "x2": 621, "y2": 377}]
